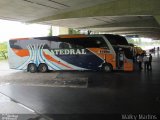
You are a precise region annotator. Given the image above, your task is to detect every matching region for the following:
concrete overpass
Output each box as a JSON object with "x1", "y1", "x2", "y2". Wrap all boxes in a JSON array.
[{"x1": 0, "y1": 0, "x2": 160, "y2": 39}]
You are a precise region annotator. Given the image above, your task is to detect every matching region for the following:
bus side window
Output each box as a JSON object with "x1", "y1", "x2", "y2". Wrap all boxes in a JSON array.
[
  {"x1": 19, "y1": 40, "x2": 28, "y2": 49},
  {"x1": 59, "y1": 42, "x2": 70, "y2": 49},
  {"x1": 43, "y1": 44, "x2": 50, "y2": 49},
  {"x1": 85, "y1": 37, "x2": 109, "y2": 49},
  {"x1": 38, "y1": 40, "x2": 50, "y2": 49},
  {"x1": 9, "y1": 40, "x2": 22, "y2": 49},
  {"x1": 71, "y1": 43, "x2": 84, "y2": 49},
  {"x1": 69, "y1": 38, "x2": 84, "y2": 49},
  {"x1": 96, "y1": 40, "x2": 108, "y2": 49},
  {"x1": 9, "y1": 40, "x2": 16, "y2": 48},
  {"x1": 51, "y1": 41, "x2": 59, "y2": 49},
  {"x1": 59, "y1": 38, "x2": 84, "y2": 49}
]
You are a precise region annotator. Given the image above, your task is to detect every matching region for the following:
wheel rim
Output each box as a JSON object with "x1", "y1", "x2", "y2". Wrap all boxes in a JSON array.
[
  {"x1": 30, "y1": 65, "x2": 35, "y2": 71},
  {"x1": 28, "y1": 64, "x2": 36, "y2": 73},
  {"x1": 41, "y1": 66, "x2": 47, "y2": 72},
  {"x1": 104, "y1": 65, "x2": 110, "y2": 72},
  {"x1": 39, "y1": 64, "x2": 48, "y2": 72}
]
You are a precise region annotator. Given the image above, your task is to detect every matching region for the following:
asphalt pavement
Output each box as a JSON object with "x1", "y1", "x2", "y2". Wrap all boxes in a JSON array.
[{"x1": 0, "y1": 52, "x2": 160, "y2": 120}]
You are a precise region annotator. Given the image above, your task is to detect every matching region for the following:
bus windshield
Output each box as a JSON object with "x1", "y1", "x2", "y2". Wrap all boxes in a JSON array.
[{"x1": 104, "y1": 34, "x2": 129, "y2": 45}]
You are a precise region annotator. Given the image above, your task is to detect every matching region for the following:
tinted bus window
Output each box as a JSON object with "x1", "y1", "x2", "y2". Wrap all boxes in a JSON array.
[
  {"x1": 104, "y1": 34, "x2": 129, "y2": 45},
  {"x1": 60, "y1": 37, "x2": 108, "y2": 49},
  {"x1": 9, "y1": 40, "x2": 22, "y2": 49},
  {"x1": 10, "y1": 39, "x2": 51, "y2": 49},
  {"x1": 123, "y1": 47, "x2": 133, "y2": 59},
  {"x1": 50, "y1": 41, "x2": 59, "y2": 49},
  {"x1": 59, "y1": 42, "x2": 71, "y2": 49}
]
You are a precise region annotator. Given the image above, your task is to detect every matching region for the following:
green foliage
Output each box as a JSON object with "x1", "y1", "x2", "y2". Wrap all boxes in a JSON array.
[
  {"x1": 48, "y1": 26, "x2": 53, "y2": 36},
  {"x1": 127, "y1": 38, "x2": 135, "y2": 44},
  {"x1": 128, "y1": 38, "x2": 160, "y2": 46},
  {"x1": 127, "y1": 38, "x2": 142, "y2": 45},
  {"x1": 69, "y1": 28, "x2": 80, "y2": 34},
  {"x1": 0, "y1": 42, "x2": 8, "y2": 60}
]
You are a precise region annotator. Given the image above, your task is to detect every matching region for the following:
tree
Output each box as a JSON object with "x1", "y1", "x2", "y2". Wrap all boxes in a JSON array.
[
  {"x1": 48, "y1": 26, "x2": 53, "y2": 36},
  {"x1": 0, "y1": 42, "x2": 8, "y2": 59},
  {"x1": 69, "y1": 28, "x2": 80, "y2": 34}
]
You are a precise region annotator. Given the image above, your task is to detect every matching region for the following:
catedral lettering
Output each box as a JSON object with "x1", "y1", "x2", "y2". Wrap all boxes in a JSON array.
[{"x1": 50, "y1": 49, "x2": 86, "y2": 55}]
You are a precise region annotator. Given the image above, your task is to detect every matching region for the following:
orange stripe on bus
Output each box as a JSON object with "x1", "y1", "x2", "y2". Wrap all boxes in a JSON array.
[
  {"x1": 12, "y1": 49, "x2": 29, "y2": 57},
  {"x1": 87, "y1": 48, "x2": 105, "y2": 59},
  {"x1": 10, "y1": 38, "x2": 30, "y2": 40},
  {"x1": 43, "y1": 52, "x2": 73, "y2": 70},
  {"x1": 87, "y1": 48, "x2": 116, "y2": 69},
  {"x1": 59, "y1": 35, "x2": 86, "y2": 38}
]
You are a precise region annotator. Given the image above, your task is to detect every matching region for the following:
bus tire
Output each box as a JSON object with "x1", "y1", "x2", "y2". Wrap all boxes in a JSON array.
[
  {"x1": 103, "y1": 63, "x2": 113, "y2": 72},
  {"x1": 38, "y1": 63, "x2": 48, "y2": 73},
  {"x1": 28, "y1": 63, "x2": 37, "y2": 73}
]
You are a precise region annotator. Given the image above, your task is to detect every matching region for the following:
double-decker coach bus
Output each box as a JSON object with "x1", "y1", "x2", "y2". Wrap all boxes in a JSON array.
[{"x1": 8, "y1": 35, "x2": 133, "y2": 73}]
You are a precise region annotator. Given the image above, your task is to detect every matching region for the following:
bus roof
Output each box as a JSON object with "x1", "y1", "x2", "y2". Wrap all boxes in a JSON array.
[{"x1": 10, "y1": 34, "x2": 106, "y2": 41}]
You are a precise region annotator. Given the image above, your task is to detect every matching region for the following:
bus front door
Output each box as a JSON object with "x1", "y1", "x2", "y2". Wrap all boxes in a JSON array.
[{"x1": 117, "y1": 51, "x2": 124, "y2": 69}]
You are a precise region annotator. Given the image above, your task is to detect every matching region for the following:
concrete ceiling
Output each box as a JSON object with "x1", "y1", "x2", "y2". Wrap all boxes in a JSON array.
[
  {"x1": 0, "y1": 0, "x2": 160, "y2": 39},
  {"x1": 45, "y1": 16, "x2": 160, "y2": 38},
  {"x1": 0, "y1": 0, "x2": 109, "y2": 21}
]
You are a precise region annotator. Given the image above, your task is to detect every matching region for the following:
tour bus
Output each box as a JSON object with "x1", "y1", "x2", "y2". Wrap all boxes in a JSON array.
[{"x1": 8, "y1": 35, "x2": 133, "y2": 73}]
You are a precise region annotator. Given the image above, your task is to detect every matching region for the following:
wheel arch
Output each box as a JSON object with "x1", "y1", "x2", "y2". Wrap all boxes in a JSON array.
[{"x1": 102, "y1": 62, "x2": 113, "y2": 72}]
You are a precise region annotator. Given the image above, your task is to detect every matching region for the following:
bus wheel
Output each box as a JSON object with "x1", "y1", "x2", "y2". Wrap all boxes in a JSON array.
[
  {"x1": 38, "y1": 63, "x2": 48, "y2": 73},
  {"x1": 103, "y1": 64, "x2": 112, "y2": 72},
  {"x1": 28, "y1": 63, "x2": 37, "y2": 73}
]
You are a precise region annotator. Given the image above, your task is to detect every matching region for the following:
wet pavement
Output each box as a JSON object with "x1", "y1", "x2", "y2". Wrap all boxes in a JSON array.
[
  {"x1": 0, "y1": 92, "x2": 48, "y2": 120},
  {"x1": 0, "y1": 52, "x2": 160, "y2": 120}
]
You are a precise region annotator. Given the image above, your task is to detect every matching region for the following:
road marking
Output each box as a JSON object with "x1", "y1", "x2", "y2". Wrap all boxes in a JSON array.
[{"x1": 17, "y1": 103, "x2": 35, "y2": 113}]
